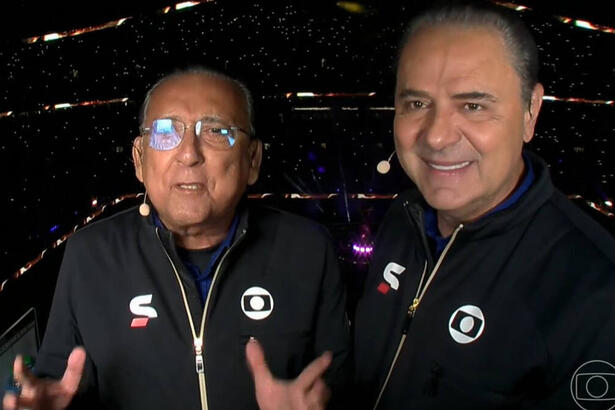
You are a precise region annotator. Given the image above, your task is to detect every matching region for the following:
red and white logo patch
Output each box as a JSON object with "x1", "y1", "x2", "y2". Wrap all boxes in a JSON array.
[
  {"x1": 377, "y1": 262, "x2": 406, "y2": 294},
  {"x1": 129, "y1": 294, "x2": 158, "y2": 328}
]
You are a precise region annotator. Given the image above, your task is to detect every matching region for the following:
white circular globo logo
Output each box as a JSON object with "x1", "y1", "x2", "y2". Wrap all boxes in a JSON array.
[
  {"x1": 241, "y1": 286, "x2": 274, "y2": 320},
  {"x1": 448, "y1": 305, "x2": 485, "y2": 344},
  {"x1": 570, "y1": 360, "x2": 615, "y2": 410}
]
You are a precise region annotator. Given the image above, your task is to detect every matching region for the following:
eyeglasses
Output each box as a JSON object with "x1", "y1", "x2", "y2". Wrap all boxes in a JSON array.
[{"x1": 140, "y1": 117, "x2": 251, "y2": 151}]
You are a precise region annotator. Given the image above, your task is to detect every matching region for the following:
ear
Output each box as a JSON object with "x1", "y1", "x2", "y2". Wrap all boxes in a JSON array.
[
  {"x1": 132, "y1": 136, "x2": 145, "y2": 183},
  {"x1": 247, "y1": 139, "x2": 263, "y2": 186},
  {"x1": 522, "y1": 83, "x2": 544, "y2": 143}
]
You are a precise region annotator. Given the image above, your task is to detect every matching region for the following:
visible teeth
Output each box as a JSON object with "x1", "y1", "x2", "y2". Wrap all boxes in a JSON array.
[
  {"x1": 178, "y1": 184, "x2": 200, "y2": 190},
  {"x1": 429, "y1": 161, "x2": 471, "y2": 171}
]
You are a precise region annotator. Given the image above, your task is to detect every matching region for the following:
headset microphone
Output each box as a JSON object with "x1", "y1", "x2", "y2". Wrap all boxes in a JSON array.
[
  {"x1": 377, "y1": 151, "x2": 396, "y2": 174},
  {"x1": 139, "y1": 192, "x2": 151, "y2": 217}
]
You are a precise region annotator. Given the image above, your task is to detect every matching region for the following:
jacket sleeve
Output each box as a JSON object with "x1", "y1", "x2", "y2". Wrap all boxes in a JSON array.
[
  {"x1": 537, "y1": 289, "x2": 615, "y2": 407},
  {"x1": 313, "y1": 236, "x2": 351, "y2": 408},
  {"x1": 35, "y1": 238, "x2": 100, "y2": 407},
  {"x1": 533, "y1": 230, "x2": 615, "y2": 408}
]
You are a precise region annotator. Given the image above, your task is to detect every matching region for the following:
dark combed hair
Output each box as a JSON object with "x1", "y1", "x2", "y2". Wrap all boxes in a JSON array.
[
  {"x1": 398, "y1": 0, "x2": 539, "y2": 103},
  {"x1": 138, "y1": 66, "x2": 255, "y2": 136}
]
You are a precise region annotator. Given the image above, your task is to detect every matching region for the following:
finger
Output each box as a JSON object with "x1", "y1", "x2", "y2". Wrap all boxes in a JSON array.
[
  {"x1": 13, "y1": 355, "x2": 42, "y2": 403},
  {"x1": 304, "y1": 378, "x2": 330, "y2": 410},
  {"x1": 245, "y1": 338, "x2": 273, "y2": 385},
  {"x1": 3, "y1": 392, "x2": 18, "y2": 410},
  {"x1": 60, "y1": 347, "x2": 87, "y2": 395},
  {"x1": 13, "y1": 354, "x2": 35, "y2": 387},
  {"x1": 295, "y1": 351, "x2": 332, "y2": 389}
]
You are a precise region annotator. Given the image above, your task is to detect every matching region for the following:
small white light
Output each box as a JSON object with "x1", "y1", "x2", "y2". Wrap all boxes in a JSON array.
[
  {"x1": 176, "y1": 1, "x2": 198, "y2": 10},
  {"x1": 574, "y1": 20, "x2": 593, "y2": 30},
  {"x1": 44, "y1": 33, "x2": 61, "y2": 41},
  {"x1": 292, "y1": 107, "x2": 331, "y2": 111}
]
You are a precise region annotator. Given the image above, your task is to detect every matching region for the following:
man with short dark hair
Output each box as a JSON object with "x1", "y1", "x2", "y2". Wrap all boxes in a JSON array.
[
  {"x1": 4, "y1": 68, "x2": 348, "y2": 410},
  {"x1": 354, "y1": 2, "x2": 615, "y2": 408}
]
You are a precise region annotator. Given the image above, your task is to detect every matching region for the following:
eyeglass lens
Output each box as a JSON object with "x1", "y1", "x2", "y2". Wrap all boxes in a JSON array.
[{"x1": 148, "y1": 119, "x2": 236, "y2": 151}]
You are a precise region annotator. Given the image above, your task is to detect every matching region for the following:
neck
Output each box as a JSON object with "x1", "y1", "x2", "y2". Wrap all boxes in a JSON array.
[
  {"x1": 436, "y1": 159, "x2": 527, "y2": 237},
  {"x1": 165, "y1": 215, "x2": 234, "y2": 250},
  {"x1": 436, "y1": 213, "x2": 461, "y2": 238}
]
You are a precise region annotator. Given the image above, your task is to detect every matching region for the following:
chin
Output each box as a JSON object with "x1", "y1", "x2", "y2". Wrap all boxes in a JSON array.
[
  {"x1": 423, "y1": 189, "x2": 472, "y2": 213},
  {"x1": 168, "y1": 208, "x2": 211, "y2": 226}
]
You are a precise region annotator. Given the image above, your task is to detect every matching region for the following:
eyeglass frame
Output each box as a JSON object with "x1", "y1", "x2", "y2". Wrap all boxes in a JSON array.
[{"x1": 139, "y1": 116, "x2": 253, "y2": 151}]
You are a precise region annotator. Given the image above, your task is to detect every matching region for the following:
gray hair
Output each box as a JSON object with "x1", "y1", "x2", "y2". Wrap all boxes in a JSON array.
[
  {"x1": 398, "y1": 1, "x2": 539, "y2": 104},
  {"x1": 138, "y1": 66, "x2": 255, "y2": 135}
]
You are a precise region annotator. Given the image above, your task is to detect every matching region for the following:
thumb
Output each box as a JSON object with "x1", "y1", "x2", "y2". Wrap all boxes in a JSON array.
[
  {"x1": 60, "y1": 347, "x2": 86, "y2": 395},
  {"x1": 245, "y1": 338, "x2": 272, "y2": 385},
  {"x1": 295, "y1": 351, "x2": 332, "y2": 389}
]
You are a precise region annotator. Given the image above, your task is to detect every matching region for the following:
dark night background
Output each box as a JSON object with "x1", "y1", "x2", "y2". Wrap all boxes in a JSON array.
[{"x1": 0, "y1": 0, "x2": 613, "y2": 337}]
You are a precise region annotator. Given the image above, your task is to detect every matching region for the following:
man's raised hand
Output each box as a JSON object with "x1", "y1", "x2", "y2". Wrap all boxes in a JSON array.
[
  {"x1": 246, "y1": 338, "x2": 332, "y2": 410},
  {"x1": 2, "y1": 347, "x2": 86, "y2": 410}
]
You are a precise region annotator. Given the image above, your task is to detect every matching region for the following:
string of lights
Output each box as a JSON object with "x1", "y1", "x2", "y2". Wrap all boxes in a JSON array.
[
  {"x1": 274, "y1": 193, "x2": 399, "y2": 199},
  {"x1": 21, "y1": 1, "x2": 615, "y2": 46},
  {"x1": 285, "y1": 92, "x2": 376, "y2": 98},
  {"x1": 0, "y1": 193, "x2": 141, "y2": 294},
  {"x1": 493, "y1": 1, "x2": 615, "y2": 34},
  {"x1": 542, "y1": 96, "x2": 613, "y2": 105},
  {"x1": 22, "y1": 1, "x2": 213, "y2": 44},
  {"x1": 1, "y1": 93, "x2": 612, "y2": 120},
  {"x1": 24, "y1": 18, "x2": 131, "y2": 44},
  {"x1": 0, "y1": 97, "x2": 131, "y2": 119}
]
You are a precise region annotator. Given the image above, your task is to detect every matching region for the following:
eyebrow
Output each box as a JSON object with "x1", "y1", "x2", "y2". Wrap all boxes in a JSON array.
[
  {"x1": 397, "y1": 89, "x2": 498, "y2": 103},
  {"x1": 397, "y1": 88, "x2": 430, "y2": 100},
  {"x1": 157, "y1": 114, "x2": 229, "y2": 126},
  {"x1": 451, "y1": 92, "x2": 498, "y2": 102},
  {"x1": 198, "y1": 115, "x2": 227, "y2": 125}
]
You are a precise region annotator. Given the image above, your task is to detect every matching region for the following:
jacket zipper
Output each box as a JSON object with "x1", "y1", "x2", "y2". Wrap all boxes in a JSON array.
[
  {"x1": 372, "y1": 223, "x2": 464, "y2": 410},
  {"x1": 156, "y1": 227, "x2": 247, "y2": 410}
]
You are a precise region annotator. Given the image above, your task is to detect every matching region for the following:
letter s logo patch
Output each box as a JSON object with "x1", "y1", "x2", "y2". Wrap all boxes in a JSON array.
[
  {"x1": 377, "y1": 262, "x2": 406, "y2": 294},
  {"x1": 129, "y1": 294, "x2": 158, "y2": 328}
]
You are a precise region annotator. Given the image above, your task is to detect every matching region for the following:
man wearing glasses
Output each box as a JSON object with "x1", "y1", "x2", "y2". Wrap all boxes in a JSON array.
[{"x1": 4, "y1": 68, "x2": 348, "y2": 410}]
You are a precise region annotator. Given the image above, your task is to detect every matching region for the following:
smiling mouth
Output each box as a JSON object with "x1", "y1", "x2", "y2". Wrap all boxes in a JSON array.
[
  {"x1": 175, "y1": 183, "x2": 204, "y2": 191},
  {"x1": 427, "y1": 161, "x2": 472, "y2": 171}
]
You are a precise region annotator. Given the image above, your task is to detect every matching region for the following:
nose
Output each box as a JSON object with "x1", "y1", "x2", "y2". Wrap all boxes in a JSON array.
[
  {"x1": 176, "y1": 124, "x2": 204, "y2": 166},
  {"x1": 421, "y1": 106, "x2": 460, "y2": 151}
]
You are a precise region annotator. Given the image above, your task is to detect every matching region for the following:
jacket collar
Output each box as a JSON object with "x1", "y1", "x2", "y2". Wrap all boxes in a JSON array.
[
  {"x1": 401, "y1": 150, "x2": 554, "y2": 241},
  {"x1": 142, "y1": 197, "x2": 251, "y2": 249}
]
